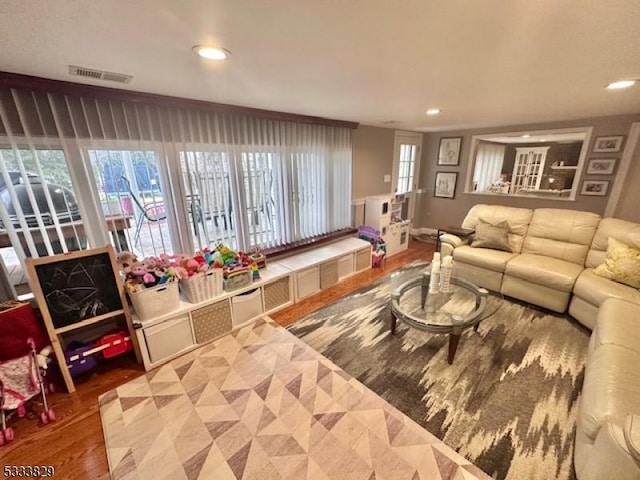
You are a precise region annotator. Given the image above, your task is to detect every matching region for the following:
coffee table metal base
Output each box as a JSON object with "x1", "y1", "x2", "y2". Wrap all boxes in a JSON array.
[{"x1": 389, "y1": 315, "x2": 470, "y2": 365}]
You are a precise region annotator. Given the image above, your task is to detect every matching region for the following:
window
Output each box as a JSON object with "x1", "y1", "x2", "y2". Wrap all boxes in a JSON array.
[
  {"x1": 241, "y1": 152, "x2": 280, "y2": 247},
  {"x1": 392, "y1": 131, "x2": 422, "y2": 222},
  {"x1": 0, "y1": 88, "x2": 353, "y2": 299},
  {"x1": 472, "y1": 142, "x2": 506, "y2": 193},
  {"x1": 0, "y1": 147, "x2": 84, "y2": 297},
  {"x1": 396, "y1": 144, "x2": 417, "y2": 194},
  {"x1": 88, "y1": 149, "x2": 173, "y2": 257},
  {"x1": 180, "y1": 139, "x2": 351, "y2": 253},
  {"x1": 181, "y1": 151, "x2": 235, "y2": 249}
]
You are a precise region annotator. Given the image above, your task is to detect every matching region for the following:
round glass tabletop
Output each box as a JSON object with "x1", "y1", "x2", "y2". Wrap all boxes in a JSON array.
[{"x1": 389, "y1": 267, "x2": 503, "y2": 364}]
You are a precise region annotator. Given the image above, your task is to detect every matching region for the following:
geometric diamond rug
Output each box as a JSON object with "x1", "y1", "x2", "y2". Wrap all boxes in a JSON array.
[
  {"x1": 99, "y1": 317, "x2": 491, "y2": 480},
  {"x1": 287, "y1": 263, "x2": 590, "y2": 480}
]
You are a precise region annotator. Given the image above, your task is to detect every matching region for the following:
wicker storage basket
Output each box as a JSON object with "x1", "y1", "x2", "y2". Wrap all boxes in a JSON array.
[
  {"x1": 263, "y1": 277, "x2": 291, "y2": 311},
  {"x1": 180, "y1": 269, "x2": 223, "y2": 304},
  {"x1": 129, "y1": 281, "x2": 180, "y2": 321},
  {"x1": 355, "y1": 247, "x2": 371, "y2": 271},
  {"x1": 320, "y1": 260, "x2": 339, "y2": 290},
  {"x1": 191, "y1": 300, "x2": 232, "y2": 344},
  {"x1": 224, "y1": 268, "x2": 252, "y2": 292}
]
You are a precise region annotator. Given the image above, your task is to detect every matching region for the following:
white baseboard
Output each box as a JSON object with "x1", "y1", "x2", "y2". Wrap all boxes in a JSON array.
[{"x1": 411, "y1": 227, "x2": 438, "y2": 236}]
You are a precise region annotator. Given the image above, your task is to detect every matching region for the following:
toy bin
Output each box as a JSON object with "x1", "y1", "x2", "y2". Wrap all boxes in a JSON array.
[
  {"x1": 249, "y1": 252, "x2": 267, "y2": 269},
  {"x1": 98, "y1": 331, "x2": 133, "y2": 359},
  {"x1": 128, "y1": 281, "x2": 180, "y2": 321},
  {"x1": 231, "y1": 288, "x2": 264, "y2": 326},
  {"x1": 180, "y1": 269, "x2": 223, "y2": 304},
  {"x1": 65, "y1": 342, "x2": 98, "y2": 377},
  {"x1": 223, "y1": 268, "x2": 252, "y2": 292}
]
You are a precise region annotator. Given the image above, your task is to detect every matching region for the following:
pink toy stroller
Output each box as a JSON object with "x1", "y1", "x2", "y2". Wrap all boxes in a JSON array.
[{"x1": 0, "y1": 338, "x2": 55, "y2": 445}]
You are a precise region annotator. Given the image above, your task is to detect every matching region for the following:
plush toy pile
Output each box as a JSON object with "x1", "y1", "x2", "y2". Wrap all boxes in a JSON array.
[
  {"x1": 117, "y1": 251, "x2": 188, "y2": 293},
  {"x1": 117, "y1": 244, "x2": 262, "y2": 293}
]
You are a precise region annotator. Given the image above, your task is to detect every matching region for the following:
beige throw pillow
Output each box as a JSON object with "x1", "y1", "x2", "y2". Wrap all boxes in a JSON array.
[
  {"x1": 470, "y1": 219, "x2": 512, "y2": 252},
  {"x1": 593, "y1": 237, "x2": 640, "y2": 289}
]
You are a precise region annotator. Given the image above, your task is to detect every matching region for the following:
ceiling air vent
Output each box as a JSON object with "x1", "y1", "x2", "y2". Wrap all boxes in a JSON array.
[{"x1": 68, "y1": 65, "x2": 133, "y2": 84}]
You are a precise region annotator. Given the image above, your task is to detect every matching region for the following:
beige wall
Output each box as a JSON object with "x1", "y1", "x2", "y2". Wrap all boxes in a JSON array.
[
  {"x1": 352, "y1": 125, "x2": 395, "y2": 199},
  {"x1": 613, "y1": 125, "x2": 640, "y2": 222},
  {"x1": 415, "y1": 113, "x2": 640, "y2": 229}
]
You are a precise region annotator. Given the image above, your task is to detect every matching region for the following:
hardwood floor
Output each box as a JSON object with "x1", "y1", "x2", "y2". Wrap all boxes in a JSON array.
[
  {"x1": 270, "y1": 239, "x2": 434, "y2": 326},
  {"x1": 1, "y1": 239, "x2": 433, "y2": 480}
]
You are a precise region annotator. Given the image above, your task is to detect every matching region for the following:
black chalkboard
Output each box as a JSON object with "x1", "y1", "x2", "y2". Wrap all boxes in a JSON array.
[{"x1": 33, "y1": 251, "x2": 122, "y2": 329}]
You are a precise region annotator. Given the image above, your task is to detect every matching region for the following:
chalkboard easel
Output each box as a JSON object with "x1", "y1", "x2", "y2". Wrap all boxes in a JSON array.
[{"x1": 25, "y1": 245, "x2": 140, "y2": 393}]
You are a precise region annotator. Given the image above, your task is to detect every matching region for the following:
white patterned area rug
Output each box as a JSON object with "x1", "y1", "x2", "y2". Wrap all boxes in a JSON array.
[
  {"x1": 287, "y1": 262, "x2": 590, "y2": 480},
  {"x1": 99, "y1": 316, "x2": 491, "y2": 480}
]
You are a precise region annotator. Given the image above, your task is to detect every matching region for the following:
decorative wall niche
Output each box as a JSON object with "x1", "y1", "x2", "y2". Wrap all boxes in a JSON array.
[{"x1": 464, "y1": 127, "x2": 593, "y2": 201}]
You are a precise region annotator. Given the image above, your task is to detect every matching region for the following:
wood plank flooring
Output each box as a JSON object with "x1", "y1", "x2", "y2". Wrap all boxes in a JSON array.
[
  {"x1": 1, "y1": 239, "x2": 434, "y2": 480},
  {"x1": 270, "y1": 240, "x2": 434, "y2": 326}
]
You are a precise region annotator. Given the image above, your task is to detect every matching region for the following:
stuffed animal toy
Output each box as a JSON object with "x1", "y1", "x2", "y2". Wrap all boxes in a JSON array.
[
  {"x1": 216, "y1": 244, "x2": 236, "y2": 265},
  {"x1": 167, "y1": 266, "x2": 188, "y2": 279},
  {"x1": 117, "y1": 251, "x2": 138, "y2": 274},
  {"x1": 143, "y1": 256, "x2": 161, "y2": 270},
  {"x1": 36, "y1": 346, "x2": 53, "y2": 370},
  {"x1": 129, "y1": 263, "x2": 147, "y2": 278}
]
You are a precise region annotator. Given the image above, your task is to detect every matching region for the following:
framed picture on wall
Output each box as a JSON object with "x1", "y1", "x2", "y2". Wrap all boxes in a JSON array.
[
  {"x1": 586, "y1": 158, "x2": 616, "y2": 175},
  {"x1": 438, "y1": 137, "x2": 462, "y2": 165},
  {"x1": 580, "y1": 180, "x2": 609, "y2": 196},
  {"x1": 434, "y1": 172, "x2": 458, "y2": 198},
  {"x1": 593, "y1": 136, "x2": 623, "y2": 153}
]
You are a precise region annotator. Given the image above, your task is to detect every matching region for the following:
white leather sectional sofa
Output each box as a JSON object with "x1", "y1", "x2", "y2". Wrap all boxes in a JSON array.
[{"x1": 440, "y1": 204, "x2": 640, "y2": 480}]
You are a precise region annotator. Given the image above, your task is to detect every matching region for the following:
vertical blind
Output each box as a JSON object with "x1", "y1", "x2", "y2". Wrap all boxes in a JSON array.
[
  {"x1": 473, "y1": 141, "x2": 506, "y2": 192},
  {"x1": 0, "y1": 87, "x2": 352, "y2": 295}
]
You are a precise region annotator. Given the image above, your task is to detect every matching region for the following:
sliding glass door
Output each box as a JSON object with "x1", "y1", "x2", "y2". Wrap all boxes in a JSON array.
[
  {"x1": 88, "y1": 149, "x2": 173, "y2": 258},
  {"x1": 0, "y1": 87, "x2": 353, "y2": 299}
]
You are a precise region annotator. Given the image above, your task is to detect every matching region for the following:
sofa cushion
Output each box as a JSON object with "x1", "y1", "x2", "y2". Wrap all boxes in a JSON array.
[
  {"x1": 573, "y1": 268, "x2": 640, "y2": 307},
  {"x1": 593, "y1": 299, "x2": 640, "y2": 355},
  {"x1": 470, "y1": 219, "x2": 512, "y2": 252},
  {"x1": 523, "y1": 209, "x2": 600, "y2": 265},
  {"x1": 586, "y1": 217, "x2": 640, "y2": 269},
  {"x1": 504, "y1": 253, "x2": 583, "y2": 292},
  {"x1": 461, "y1": 204, "x2": 533, "y2": 253},
  {"x1": 593, "y1": 238, "x2": 640, "y2": 289},
  {"x1": 625, "y1": 415, "x2": 640, "y2": 464},
  {"x1": 453, "y1": 245, "x2": 518, "y2": 273},
  {"x1": 579, "y1": 345, "x2": 640, "y2": 441}
]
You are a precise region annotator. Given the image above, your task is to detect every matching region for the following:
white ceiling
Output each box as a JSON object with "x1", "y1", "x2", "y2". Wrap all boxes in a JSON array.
[{"x1": 1, "y1": 0, "x2": 639, "y2": 132}]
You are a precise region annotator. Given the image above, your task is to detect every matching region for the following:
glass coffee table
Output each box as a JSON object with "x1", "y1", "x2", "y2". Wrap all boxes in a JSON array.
[{"x1": 390, "y1": 268, "x2": 503, "y2": 364}]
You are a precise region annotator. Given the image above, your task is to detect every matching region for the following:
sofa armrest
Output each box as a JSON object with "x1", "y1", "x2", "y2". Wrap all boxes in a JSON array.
[
  {"x1": 579, "y1": 422, "x2": 640, "y2": 480},
  {"x1": 624, "y1": 414, "x2": 640, "y2": 463},
  {"x1": 439, "y1": 233, "x2": 469, "y2": 257}
]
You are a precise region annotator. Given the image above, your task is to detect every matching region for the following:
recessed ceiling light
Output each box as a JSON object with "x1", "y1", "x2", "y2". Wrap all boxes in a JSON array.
[
  {"x1": 426, "y1": 108, "x2": 441, "y2": 116},
  {"x1": 193, "y1": 45, "x2": 231, "y2": 61},
  {"x1": 521, "y1": 134, "x2": 530, "y2": 138},
  {"x1": 606, "y1": 80, "x2": 636, "y2": 90}
]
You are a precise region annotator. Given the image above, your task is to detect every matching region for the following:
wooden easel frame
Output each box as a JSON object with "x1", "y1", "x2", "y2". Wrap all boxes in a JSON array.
[{"x1": 25, "y1": 245, "x2": 140, "y2": 393}]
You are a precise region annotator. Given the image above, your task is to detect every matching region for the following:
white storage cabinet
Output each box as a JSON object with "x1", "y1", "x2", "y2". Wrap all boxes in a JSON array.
[
  {"x1": 133, "y1": 237, "x2": 372, "y2": 370},
  {"x1": 142, "y1": 315, "x2": 194, "y2": 365},
  {"x1": 296, "y1": 266, "x2": 320, "y2": 300},
  {"x1": 231, "y1": 288, "x2": 264, "y2": 327},
  {"x1": 338, "y1": 253, "x2": 355, "y2": 279}
]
